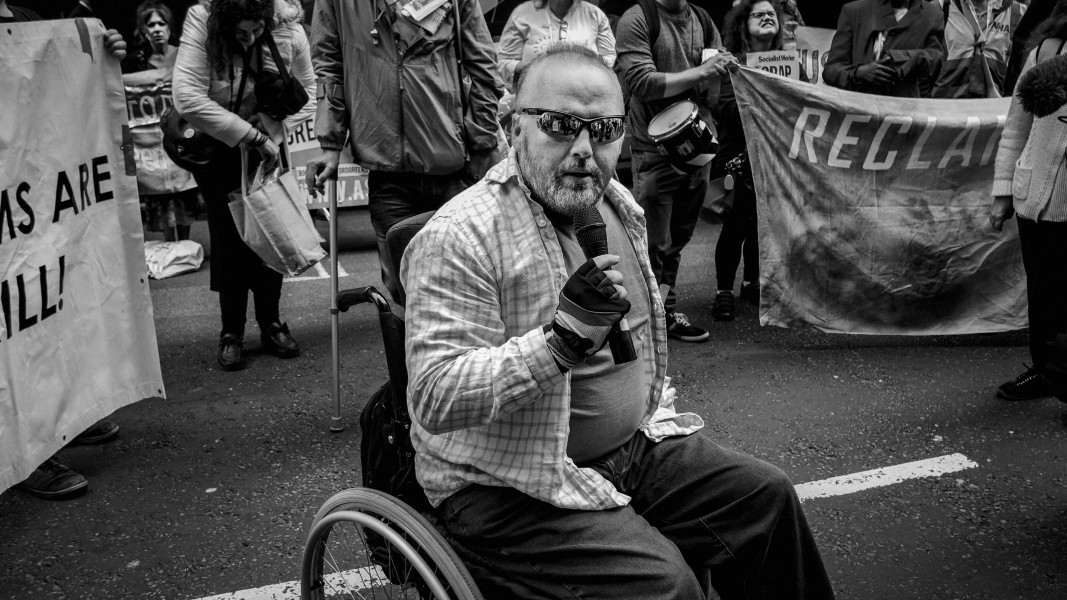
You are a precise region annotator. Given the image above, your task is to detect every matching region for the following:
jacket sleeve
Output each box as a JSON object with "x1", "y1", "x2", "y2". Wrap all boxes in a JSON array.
[
  {"x1": 596, "y1": 9, "x2": 617, "y2": 69},
  {"x1": 283, "y1": 22, "x2": 319, "y2": 134},
  {"x1": 992, "y1": 50, "x2": 1036, "y2": 197},
  {"x1": 403, "y1": 215, "x2": 564, "y2": 435},
  {"x1": 497, "y1": 13, "x2": 526, "y2": 89},
  {"x1": 822, "y1": 4, "x2": 858, "y2": 90},
  {"x1": 459, "y1": 0, "x2": 506, "y2": 153},
  {"x1": 172, "y1": 5, "x2": 256, "y2": 147},
  {"x1": 883, "y1": 15, "x2": 945, "y2": 88},
  {"x1": 310, "y1": 0, "x2": 349, "y2": 152},
  {"x1": 615, "y1": 8, "x2": 667, "y2": 100}
]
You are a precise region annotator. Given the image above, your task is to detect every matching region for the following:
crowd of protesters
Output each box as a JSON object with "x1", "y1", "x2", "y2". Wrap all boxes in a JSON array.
[{"x1": 6, "y1": 4, "x2": 1067, "y2": 588}]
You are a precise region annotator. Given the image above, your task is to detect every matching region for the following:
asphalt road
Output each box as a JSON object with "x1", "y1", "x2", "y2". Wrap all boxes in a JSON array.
[{"x1": 1, "y1": 209, "x2": 1066, "y2": 599}]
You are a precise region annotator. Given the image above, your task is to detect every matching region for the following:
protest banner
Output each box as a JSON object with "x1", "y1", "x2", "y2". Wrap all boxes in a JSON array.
[
  {"x1": 0, "y1": 20, "x2": 165, "y2": 491},
  {"x1": 746, "y1": 50, "x2": 802, "y2": 80},
  {"x1": 795, "y1": 26, "x2": 834, "y2": 86},
  {"x1": 285, "y1": 117, "x2": 368, "y2": 209},
  {"x1": 732, "y1": 67, "x2": 1025, "y2": 335},
  {"x1": 123, "y1": 68, "x2": 196, "y2": 196}
]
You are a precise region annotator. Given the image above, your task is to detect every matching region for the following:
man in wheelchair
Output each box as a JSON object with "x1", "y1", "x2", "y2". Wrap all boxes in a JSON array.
[{"x1": 400, "y1": 44, "x2": 835, "y2": 599}]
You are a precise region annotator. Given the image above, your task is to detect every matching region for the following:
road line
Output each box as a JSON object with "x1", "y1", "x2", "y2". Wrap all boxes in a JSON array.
[
  {"x1": 194, "y1": 567, "x2": 383, "y2": 600},
  {"x1": 189, "y1": 453, "x2": 978, "y2": 600},
  {"x1": 795, "y1": 452, "x2": 978, "y2": 502}
]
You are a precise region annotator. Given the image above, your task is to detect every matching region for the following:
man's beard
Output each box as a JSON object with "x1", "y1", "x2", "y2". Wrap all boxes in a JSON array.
[{"x1": 516, "y1": 136, "x2": 612, "y2": 217}]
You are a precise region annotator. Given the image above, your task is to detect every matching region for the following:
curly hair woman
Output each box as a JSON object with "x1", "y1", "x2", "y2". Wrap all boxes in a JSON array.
[
  {"x1": 173, "y1": 0, "x2": 314, "y2": 371},
  {"x1": 709, "y1": 0, "x2": 788, "y2": 321}
]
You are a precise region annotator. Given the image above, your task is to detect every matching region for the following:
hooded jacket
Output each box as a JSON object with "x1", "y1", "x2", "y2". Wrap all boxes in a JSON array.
[{"x1": 311, "y1": 0, "x2": 504, "y2": 175}]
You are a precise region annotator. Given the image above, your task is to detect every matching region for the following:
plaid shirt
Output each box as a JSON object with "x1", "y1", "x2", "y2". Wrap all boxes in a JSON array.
[{"x1": 401, "y1": 152, "x2": 705, "y2": 510}]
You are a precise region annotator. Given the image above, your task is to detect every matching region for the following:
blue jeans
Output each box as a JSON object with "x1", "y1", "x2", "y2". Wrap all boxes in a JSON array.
[
  {"x1": 436, "y1": 433, "x2": 835, "y2": 599},
  {"x1": 368, "y1": 170, "x2": 471, "y2": 304},
  {"x1": 631, "y1": 151, "x2": 710, "y2": 314}
]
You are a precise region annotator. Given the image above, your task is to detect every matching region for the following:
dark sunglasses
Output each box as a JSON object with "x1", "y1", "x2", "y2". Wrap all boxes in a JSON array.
[{"x1": 516, "y1": 108, "x2": 626, "y2": 144}]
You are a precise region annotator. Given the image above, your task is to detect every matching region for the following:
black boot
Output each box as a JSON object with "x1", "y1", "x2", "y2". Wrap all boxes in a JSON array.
[
  {"x1": 261, "y1": 322, "x2": 299, "y2": 358},
  {"x1": 218, "y1": 333, "x2": 246, "y2": 371}
]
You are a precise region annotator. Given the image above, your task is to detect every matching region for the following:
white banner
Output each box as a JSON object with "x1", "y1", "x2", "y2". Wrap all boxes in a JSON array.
[
  {"x1": 733, "y1": 67, "x2": 1025, "y2": 335},
  {"x1": 0, "y1": 19, "x2": 165, "y2": 491},
  {"x1": 285, "y1": 116, "x2": 368, "y2": 208}
]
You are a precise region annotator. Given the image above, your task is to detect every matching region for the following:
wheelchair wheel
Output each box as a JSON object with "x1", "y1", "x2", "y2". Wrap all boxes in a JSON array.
[{"x1": 301, "y1": 487, "x2": 483, "y2": 600}]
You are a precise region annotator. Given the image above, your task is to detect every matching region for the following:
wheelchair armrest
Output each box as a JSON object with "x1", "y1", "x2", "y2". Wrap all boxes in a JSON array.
[{"x1": 337, "y1": 286, "x2": 391, "y2": 314}]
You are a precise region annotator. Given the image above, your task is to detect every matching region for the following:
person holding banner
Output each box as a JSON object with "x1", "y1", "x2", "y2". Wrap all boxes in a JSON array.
[
  {"x1": 931, "y1": 0, "x2": 1028, "y2": 98},
  {"x1": 708, "y1": 0, "x2": 794, "y2": 321},
  {"x1": 173, "y1": 0, "x2": 316, "y2": 371},
  {"x1": 615, "y1": 0, "x2": 735, "y2": 343},
  {"x1": 823, "y1": 0, "x2": 946, "y2": 97},
  {"x1": 989, "y1": 0, "x2": 1067, "y2": 401},
  {"x1": 3, "y1": 2, "x2": 130, "y2": 499}
]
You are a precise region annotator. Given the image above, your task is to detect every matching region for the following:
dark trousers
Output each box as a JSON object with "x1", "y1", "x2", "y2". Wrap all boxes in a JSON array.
[
  {"x1": 632, "y1": 151, "x2": 709, "y2": 314},
  {"x1": 715, "y1": 181, "x2": 759, "y2": 291},
  {"x1": 1017, "y1": 217, "x2": 1067, "y2": 367},
  {"x1": 368, "y1": 170, "x2": 471, "y2": 304},
  {"x1": 192, "y1": 148, "x2": 283, "y2": 336},
  {"x1": 437, "y1": 433, "x2": 835, "y2": 600}
]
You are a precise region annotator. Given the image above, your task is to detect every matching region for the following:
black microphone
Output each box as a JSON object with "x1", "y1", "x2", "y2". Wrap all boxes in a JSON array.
[
  {"x1": 1016, "y1": 53, "x2": 1067, "y2": 118},
  {"x1": 572, "y1": 205, "x2": 638, "y2": 365}
]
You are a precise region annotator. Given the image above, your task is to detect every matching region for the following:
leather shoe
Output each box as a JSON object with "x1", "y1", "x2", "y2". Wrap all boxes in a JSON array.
[
  {"x1": 218, "y1": 333, "x2": 246, "y2": 371},
  {"x1": 70, "y1": 419, "x2": 119, "y2": 445},
  {"x1": 261, "y1": 322, "x2": 299, "y2": 358},
  {"x1": 17, "y1": 457, "x2": 88, "y2": 499}
]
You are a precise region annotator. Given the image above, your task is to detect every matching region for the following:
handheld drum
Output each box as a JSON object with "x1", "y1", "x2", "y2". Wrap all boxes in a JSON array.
[{"x1": 647, "y1": 100, "x2": 718, "y2": 173}]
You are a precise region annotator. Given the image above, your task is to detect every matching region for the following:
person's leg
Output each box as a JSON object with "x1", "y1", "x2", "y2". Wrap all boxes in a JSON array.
[
  {"x1": 999, "y1": 217, "x2": 1055, "y2": 399},
  {"x1": 436, "y1": 484, "x2": 703, "y2": 600},
  {"x1": 252, "y1": 268, "x2": 299, "y2": 358},
  {"x1": 715, "y1": 207, "x2": 745, "y2": 292},
  {"x1": 657, "y1": 163, "x2": 710, "y2": 339},
  {"x1": 632, "y1": 151, "x2": 673, "y2": 307},
  {"x1": 600, "y1": 433, "x2": 835, "y2": 600}
]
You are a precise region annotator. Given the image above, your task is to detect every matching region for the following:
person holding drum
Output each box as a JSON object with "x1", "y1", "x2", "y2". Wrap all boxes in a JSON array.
[
  {"x1": 615, "y1": 0, "x2": 736, "y2": 343},
  {"x1": 708, "y1": 0, "x2": 796, "y2": 321}
]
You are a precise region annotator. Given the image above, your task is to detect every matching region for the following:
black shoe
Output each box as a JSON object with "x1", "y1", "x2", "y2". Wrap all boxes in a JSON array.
[
  {"x1": 666, "y1": 312, "x2": 709, "y2": 343},
  {"x1": 17, "y1": 457, "x2": 88, "y2": 499},
  {"x1": 218, "y1": 333, "x2": 246, "y2": 371},
  {"x1": 739, "y1": 281, "x2": 760, "y2": 304},
  {"x1": 997, "y1": 365, "x2": 1053, "y2": 401},
  {"x1": 70, "y1": 420, "x2": 119, "y2": 445},
  {"x1": 261, "y1": 322, "x2": 300, "y2": 358},
  {"x1": 711, "y1": 291, "x2": 735, "y2": 321}
]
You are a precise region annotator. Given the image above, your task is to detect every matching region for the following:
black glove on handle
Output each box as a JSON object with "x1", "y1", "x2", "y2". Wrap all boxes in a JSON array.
[{"x1": 546, "y1": 258, "x2": 631, "y2": 372}]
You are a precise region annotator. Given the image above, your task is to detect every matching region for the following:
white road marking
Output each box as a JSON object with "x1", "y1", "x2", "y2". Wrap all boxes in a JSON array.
[
  {"x1": 194, "y1": 567, "x2": 384, "y2": 600},
  {"x1": 284, "y1": 261, "x2": 348, "y2": 282},
  {"x1": 795, "y1": 452, "x2": 978, "y2": 502},
  {"x1": 189, "y1": 453, "x2": 978, "y2": 600}
]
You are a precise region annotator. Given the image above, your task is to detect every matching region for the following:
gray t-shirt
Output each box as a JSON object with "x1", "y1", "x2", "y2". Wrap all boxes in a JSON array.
[
  {"x1": 615, "y1": 2, "x2": 721, "y2": 153},
  {"x1": 554, "y1": 201, "x2": 653, "y2": 464}
]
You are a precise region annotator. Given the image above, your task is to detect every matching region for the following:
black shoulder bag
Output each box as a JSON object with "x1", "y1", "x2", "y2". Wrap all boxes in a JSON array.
[
  {"x1": 160, "y1": 58, "x2": 250, "y2": 172},
  {"x1": 252, "y1": 33, "x2": 309, "y2": 121}
]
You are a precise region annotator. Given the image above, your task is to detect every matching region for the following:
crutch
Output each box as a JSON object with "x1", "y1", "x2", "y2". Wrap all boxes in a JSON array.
[{"x1": 327, "y1": 176, "x2": 344, "y2": 433}]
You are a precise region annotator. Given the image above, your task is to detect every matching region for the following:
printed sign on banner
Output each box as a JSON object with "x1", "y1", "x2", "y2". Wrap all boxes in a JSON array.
[
  {"x1": 746, "y1": 50, "x2": 801, "y2": 80},
  {"x1": 285, "y1": 117, "x2": 368, "y2": 208},
  {"x1": 0, "y1": 20, "x2": 165, "y2": 492},
  {"x1": 123, "y1": 68, "x2": 196, "y2": 196},
  {"x1": 731, "y1": 67, "x2": 1024, "y2": 335},
  {"x1": 795, "y1": 26, "x2": 835, "y2": 85}
]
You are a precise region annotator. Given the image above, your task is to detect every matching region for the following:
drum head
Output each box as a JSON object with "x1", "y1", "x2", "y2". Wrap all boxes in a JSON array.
[{"x1": 648, "y1": 101, "x2": 697, "y2": 140}]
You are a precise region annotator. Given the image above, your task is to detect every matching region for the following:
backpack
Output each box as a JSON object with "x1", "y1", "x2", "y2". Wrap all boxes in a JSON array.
[{"x1": 359, "y1": 381, "x2": 431, "y2": 514}]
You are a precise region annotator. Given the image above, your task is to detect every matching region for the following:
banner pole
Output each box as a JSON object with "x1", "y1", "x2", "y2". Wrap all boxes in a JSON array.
[{"x1": 328, "y1": 177, "x2": 343, "y2": 433}]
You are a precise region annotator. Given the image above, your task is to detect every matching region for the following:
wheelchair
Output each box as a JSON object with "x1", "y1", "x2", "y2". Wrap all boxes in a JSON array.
[{"x1": 299, "y1": 212, "x2": 484, "y2": 600}]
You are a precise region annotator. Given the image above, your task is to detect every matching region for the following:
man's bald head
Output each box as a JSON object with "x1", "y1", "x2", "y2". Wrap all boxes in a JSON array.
[{"x1": 513, "y1": 44, "x2": 623, "y2": 111}]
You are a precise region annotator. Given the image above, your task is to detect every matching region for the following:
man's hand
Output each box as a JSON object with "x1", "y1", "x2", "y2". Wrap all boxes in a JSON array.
[
  {"x1": 103, "y1": 29, "x2": 126, "y2": 61},
  {"x1": 305, "y1": 150, "x2": 342, "y2": 198},
  {"x1": 989, "y1": 195, "x2": 1015, "y2": 231},
  {"x1": 699, "y1": 51, "x2": 738, "y2": 81},
  {"x1": 853, "y1": 61, "x2": 898, "y2": 88},
  {"x1": 546, "y1": 255, "x2": 630, "y2": 372}
]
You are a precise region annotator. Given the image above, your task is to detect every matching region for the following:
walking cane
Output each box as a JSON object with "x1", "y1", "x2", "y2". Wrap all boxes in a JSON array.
[{"x1": 328, "y1": 176, "x2": 344, "y2": 433}]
